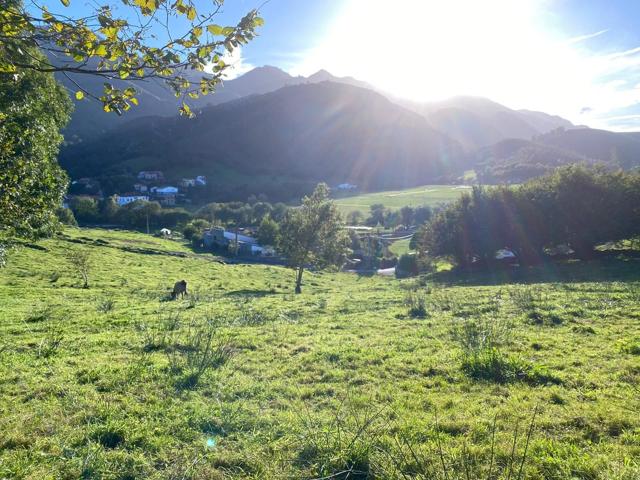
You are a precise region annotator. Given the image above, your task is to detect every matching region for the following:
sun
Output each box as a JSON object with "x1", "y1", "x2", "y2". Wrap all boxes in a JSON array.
[{"x1": 293, "y1": 0, "x2": 572, "y2": 106}]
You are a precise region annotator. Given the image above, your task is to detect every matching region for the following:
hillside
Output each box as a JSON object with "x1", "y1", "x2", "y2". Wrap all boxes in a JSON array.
[
  {"x1": 473, "y1": 129, "x2": 640, "y2": 183},
  {"x1": 57, "y1": 65, "x2": 373, "y2": 143},
  {"x1": 1, "y1": 228, "x2": 639, "y2": 478},
  {"x1": 59, "y1": 82, "x2": 465, "y2": 197},
  {"x1": 401, "y1": 96, "x2": 574, "y2": 150}
]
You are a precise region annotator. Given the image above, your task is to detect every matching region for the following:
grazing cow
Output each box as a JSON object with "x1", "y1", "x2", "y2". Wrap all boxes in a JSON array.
[{"x1": 171, "y1": 280, "x2": 188, "y2": 300}]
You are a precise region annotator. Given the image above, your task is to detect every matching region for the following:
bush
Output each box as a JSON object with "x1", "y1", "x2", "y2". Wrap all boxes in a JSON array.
[
  {"x1": 395, "y1": 253, "x2": 418, "y2": 278},
  {"x1": 405, "y1": 291, "x2": 428, "y2": 318},
  {"x1": 461, "y1": 348, "x2": 561, "y2": 385}
]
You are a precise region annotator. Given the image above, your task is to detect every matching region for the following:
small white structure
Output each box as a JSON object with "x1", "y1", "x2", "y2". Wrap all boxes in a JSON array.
[
  {"x1": 495, "y1": 249, "x2": 517, "y2": 260},
  {"x1": 160, "y1": 228, "x2": 172, "y2": 237},
  {"x1": 195, "y1": 175, "x2": 207, "y2": 186},
  {"x1": 337, "y1": 183, "x2": 357, "y2": 190},
  {"x1": 134, "y1": 183, "x2": 148, "y2": 193},
  {"x1": 115, "y1": 194, "x2": 149, "y2": 206},
  {"x1": 153, "y1": 186, "x2": 179, "y2": 196},
  {"x1": 137, "y1": 171, "x2": 164, "y2": 181},
  {"x1": 179, "y1": 178, "x2": 196, "y2": 188}
]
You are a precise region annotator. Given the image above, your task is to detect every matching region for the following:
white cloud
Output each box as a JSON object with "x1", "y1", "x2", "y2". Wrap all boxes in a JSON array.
[
  {"x1": 206, "y1": 46, "x2": 254, "y2": 80},
  {"x1": 566, "y1": 29, "x2": 609, "y2": 45},
  {"x1": 291, "y1": 0, "x2": 640, "y2": 130}
]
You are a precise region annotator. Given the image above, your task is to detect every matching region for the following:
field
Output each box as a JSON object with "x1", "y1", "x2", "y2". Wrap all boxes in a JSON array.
[
  {"x1": 334, "y1": 185, "x2": 471, "y2": 216},
  {"x1": 1, "y1": 228, "x2": 639, "y2": 479}
]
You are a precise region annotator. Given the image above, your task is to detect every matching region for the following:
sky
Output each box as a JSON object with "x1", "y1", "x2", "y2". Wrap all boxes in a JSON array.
[{"x1": 43, "y1": 0, "x2": 640, "y2": 131}]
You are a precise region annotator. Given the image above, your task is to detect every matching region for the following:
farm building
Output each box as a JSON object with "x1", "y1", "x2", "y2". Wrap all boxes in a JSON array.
[
  {"x1": 115, "y1": 194, "x2": 149, "y2": 206},
  {"x1": 137, "y1": 171, "x2": 164, "y2": 181}
]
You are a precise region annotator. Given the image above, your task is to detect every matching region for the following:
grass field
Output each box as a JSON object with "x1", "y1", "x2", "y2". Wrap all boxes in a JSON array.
[
  {"x1": 1, "y1": 228, "x2": 639, "y2": 479},
  {"x1": 334, "y1": 185, "x2": 471, "y2": 216}
]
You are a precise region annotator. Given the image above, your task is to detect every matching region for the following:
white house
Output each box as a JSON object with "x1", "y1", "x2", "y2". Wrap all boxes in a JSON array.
[
  {"x1": 137, "y1": 171, "x2": 164, "y2": 181},
  {"x1": 152, "y1": 186, "x2": 179, "y2": 196},
  {"x1": 337, "y1": 183, "x2": 357, "y2": 190},
  {"x1": 133, "y1": 183, "x2": 148, "y2": 193},
  {"x1": 195, "y1": 175, "x2": 207, "y2": 186},
  {"x1": 115, "y1": 194, "x2": 149, "y2": 206},
  {"x1": 179, "y1": 178, "x2": 196, "y2": 188}
]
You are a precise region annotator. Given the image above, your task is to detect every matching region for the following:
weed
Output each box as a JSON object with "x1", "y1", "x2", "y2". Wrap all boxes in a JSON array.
[
  {"x1": 36, "y1": 322, "x2": 64, "y2": 358},
  {"x1": 24, "y1": 304, "x2": 54, "y2": 323},
  {"x1": 405, "y1": 291, "x2": 428, "y2": 318},
  {"x1": 166, "y1": 316, "x2": 234, "y2": 389},
  {"x1": 97, "y1": 297, "x2": 115, "y2": 313}
]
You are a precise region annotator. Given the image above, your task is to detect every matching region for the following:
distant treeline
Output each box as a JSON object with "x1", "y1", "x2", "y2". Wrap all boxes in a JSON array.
[
  {"x1": 417, "y1": 166, "x2": 640, "y2": 267},
  {"x1": 63, "y1": 196, "x2": 291, "y2": 232}
]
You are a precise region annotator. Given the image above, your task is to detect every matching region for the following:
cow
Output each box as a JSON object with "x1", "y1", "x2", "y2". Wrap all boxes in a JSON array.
[{"x1": 171, "y1": 280, "x2": 188, "y2": 300}]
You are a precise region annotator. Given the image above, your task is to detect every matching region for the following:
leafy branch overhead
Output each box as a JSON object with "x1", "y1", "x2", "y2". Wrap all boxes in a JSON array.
[{"x1": 1, "y1": 0, "x2": 264, "y2": 115}]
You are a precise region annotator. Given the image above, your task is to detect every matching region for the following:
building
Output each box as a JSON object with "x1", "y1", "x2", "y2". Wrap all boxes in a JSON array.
[
  {"x1": 195, "y1": 175, "x2": 207, "y2": 186},
  {"x1": 115, "y1": 193, "x2": 149, "y2": 206},
  {"x1": 133, "y1": 183, "x2": 148, "y2": 193},
  {"x1": 179, "y1": 178, "x2": 196, "y2": 188},
  {"x1": 337, "y1": 183, "x2": 358, "y2": 190},
  {"x1": 158, "y1": 195, "x2": 176, "y2": 207},
  {"x1": 137, "y1": 171, "x2": 164, "y2": 181},
  {"x1": 151, "y1": 186, "x2": 179, "y2": 196}
]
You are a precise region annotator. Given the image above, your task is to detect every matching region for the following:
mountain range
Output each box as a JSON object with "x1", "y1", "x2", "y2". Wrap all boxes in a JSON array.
[{"x1": 58, "y1": 66, "x2": 640, "y2": 200}]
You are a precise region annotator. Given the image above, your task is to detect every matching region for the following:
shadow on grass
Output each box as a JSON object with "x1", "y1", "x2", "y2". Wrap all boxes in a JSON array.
[
  {"x1": 224, "y1": 289, "x2": 284, "y2": 297},
  {"x1": 431, "y1": 256, "x2": 640, "y2": 287}
]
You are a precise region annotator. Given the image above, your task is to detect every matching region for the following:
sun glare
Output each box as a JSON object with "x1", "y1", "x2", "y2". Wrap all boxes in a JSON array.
[{"x1": 292, "y1": 0, "x2": 636, "y2": 126}]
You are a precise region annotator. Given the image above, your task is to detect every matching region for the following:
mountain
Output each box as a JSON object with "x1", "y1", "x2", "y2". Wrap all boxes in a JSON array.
[
  {"x1": 400, "y1": 96, "x2": 574, "y2": 151},
  {"x1": 472, "y1": 128, "x2": 640, "y2": 183},
  {"x1": 59, "y1": 82, "x2": 465, "y2": 199},
  {"x1": 57, "y1": 65, "x2": 376, "y2": 143}
]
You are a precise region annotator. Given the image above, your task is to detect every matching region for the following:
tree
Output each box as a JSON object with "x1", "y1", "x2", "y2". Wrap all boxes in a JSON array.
[
  {"x1": 2, "y1": 0, "x2": 263, "y2": 115},
  {"x1": 367, "y1": 204, "x2": 386, "y2": 226},
  {"x1": 278, "y1": 184, "x2": 350, "y2": 294},
  {"x1": 65, "y1": 247, "x2": 92, "y2": 288},
  {"x1": 69, "y1": 196, "x2": 99, "y2": 224},
  {"x1": 0, "y1": 49, "x2": 72, "y2": 243},
  {"x1": 257, "y1": 216, "x2": 279, "y2": 246},
  {"x1": 399, "y1": 206, "x2": 414, "y2": 227},
  {"x1": 346, "y1": 210, "x2": 364, "y2": 225}
]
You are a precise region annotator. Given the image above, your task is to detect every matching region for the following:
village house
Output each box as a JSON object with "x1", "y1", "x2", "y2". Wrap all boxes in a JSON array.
[
  {"x1": 137, "y1": 171, "x2": 164, "y2": 181},
  {"x1": 337, "y1": 183, "x2": 357, "y2": 191},
  {"x1": 151, "y1": 186, "x2": 179, "y2": 196},
  {"x1": 179, "y1": 178, "x2": 196, "y2": 188},
  {"x1": 133, "y1": 183, "x2": 148, "y2": 193},
  {"x1": 115, "y1": 193, "x2": 149, "y2": 206},
  {"x1": 195, "y1": 175, "x2": 207, "y2": 186}
]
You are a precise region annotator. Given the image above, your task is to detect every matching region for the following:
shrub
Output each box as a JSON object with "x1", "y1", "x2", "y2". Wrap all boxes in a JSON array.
[
  {"x1": 165, "y1": 316, "x2": 234, "y2": 389},
  {"x1": 65, "y1": 247, "x2": 92, "y2": 288},
  {"x1": 97, "y1": 297, "x2": 115, "y2": 313},
  {"x1": 405, "y1": 291, "x2": 428, "y2": 318},
  {"x1": 396, "y1": 253, "x2": 419, "y2": 278}
]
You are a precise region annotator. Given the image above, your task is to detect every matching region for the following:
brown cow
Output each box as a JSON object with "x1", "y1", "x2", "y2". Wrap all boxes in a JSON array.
[{"x1": 171, "y1": 280, "x2": 188, "y2": 300}]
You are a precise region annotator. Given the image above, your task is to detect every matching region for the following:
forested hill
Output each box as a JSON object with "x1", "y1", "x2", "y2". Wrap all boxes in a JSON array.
[
  {"x1": 59, "y1": 82, "x2": 465, "y2": 192},
  {"x1": 57, "y1": 65, "x2": 371, "y2": 143},
  {"x1": 473, "y1": 129, "x2": 640, "y2": 183}
]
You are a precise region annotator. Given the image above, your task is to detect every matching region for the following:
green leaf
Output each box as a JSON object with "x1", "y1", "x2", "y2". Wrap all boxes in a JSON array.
[
  {"x1": 75, "y1": 91, "x2": 84, "y2": 100},
  {"x1": 207, "y1": 25, "x2": 223, "y2": 36},
  {"x1": 60, "y1": 0, "x2": 70, "y2": 6},
  {"x1": 253, "y1": 16, "x2": 265, "y2": 27}
]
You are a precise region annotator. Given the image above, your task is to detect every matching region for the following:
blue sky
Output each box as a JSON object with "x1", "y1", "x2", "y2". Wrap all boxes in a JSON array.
[{"x1": 46, "y1": 0, "x2": 640, "y2": 130}]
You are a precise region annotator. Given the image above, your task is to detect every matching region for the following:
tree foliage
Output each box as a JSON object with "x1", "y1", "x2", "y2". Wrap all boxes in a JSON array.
[
  {"x1": 419, "y1": 166, "x2": 640, "y2": 267},
  {"x1": 1, "y1": 0, "x2": 263, "y2": 115},
  {"x1": 0, "y1": 52, "x2": 72, "y2": 241},
  {"x1": 278, "y1": 184, "x2": 349, "y2": 293}
]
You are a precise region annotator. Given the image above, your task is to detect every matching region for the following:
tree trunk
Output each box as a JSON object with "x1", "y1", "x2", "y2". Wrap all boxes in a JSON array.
[{"x1": 295, "y1": 267, "x2": 304, "y2": 294}]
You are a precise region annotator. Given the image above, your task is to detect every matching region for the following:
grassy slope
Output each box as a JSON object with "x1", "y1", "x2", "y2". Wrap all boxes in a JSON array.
[
  {"x1": 334, "y1": 185, "x2": 471, "y2": 216},
  {"x1": 1, "y1": 228, "x2": 639, "y2": 479}
]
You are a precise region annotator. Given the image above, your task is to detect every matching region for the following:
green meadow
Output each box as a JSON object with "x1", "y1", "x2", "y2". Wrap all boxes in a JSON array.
[
  {"x1": 1, "y1": 228, "x2": 639, "y2": 479},
  {"x1": 334, "y1": 185, "x2": 471, "y2": 216}
]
